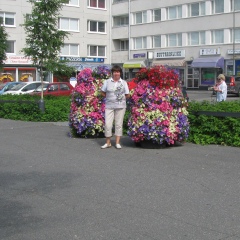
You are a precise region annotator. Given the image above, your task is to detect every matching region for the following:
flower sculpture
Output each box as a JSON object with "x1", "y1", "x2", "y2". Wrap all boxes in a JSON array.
[
  {"x1": 69, "y1": 66, "x2": 111, "y2": 137},
  {"x1": 127, "y1": 66, "x2": 189, "y2": 147}
]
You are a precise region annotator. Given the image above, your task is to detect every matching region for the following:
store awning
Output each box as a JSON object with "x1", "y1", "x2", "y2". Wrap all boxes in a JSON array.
[
  {"x1": 191, "y1": 57, "x2": 224, "y2": 68},
  {"x1": 152, "y1": 59, "x2": 186, "y2": 67},
  {"x1": 123, "y1": 60, "x2": 146, "y2": 68}
]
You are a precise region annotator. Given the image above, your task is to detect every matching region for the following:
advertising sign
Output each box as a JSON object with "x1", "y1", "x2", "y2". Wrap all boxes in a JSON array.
[
  {"x1": 60, "y1": 57, "x2": 104, "y2": 63},
  {"x1": 155, "y1": 50, "x2": 185, "y2": 59}
]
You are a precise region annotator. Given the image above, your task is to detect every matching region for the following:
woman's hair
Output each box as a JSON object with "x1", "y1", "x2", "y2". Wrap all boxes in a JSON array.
[
  {"x1": 217, "y1": 74, "x2": 225, "y2": 81},
  {"x1": 111, "y1": 65, "x2": 123, "y2": 75}
]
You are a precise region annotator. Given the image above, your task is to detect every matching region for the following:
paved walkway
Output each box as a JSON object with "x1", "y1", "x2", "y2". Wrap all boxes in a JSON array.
[{"x1": 0, "y1": 119, "x2": 240, "y2": 240}]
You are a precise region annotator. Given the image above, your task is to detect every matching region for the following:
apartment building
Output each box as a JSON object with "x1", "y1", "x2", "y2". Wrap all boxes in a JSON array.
[
  {"x1": 0, "y1": 0, "x2": 111, "y2": 83},
  {"x1": 112, "y1": 0, "x2": 240, "y2": 88},
  {"x1": 1, "y1": 0, "x2": 240, "y2": 89}
]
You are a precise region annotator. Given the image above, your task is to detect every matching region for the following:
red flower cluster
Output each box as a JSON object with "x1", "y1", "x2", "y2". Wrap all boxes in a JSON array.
[
  {"x1": 127, "y1": 80, "x2": 137, "y2": 91},
  {"x1": 134, "y1": 66, "x2": 179, "y2": 88}
]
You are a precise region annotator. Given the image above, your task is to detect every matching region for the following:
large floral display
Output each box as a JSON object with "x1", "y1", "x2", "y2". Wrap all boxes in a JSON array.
[
  {"x1": 127, "y1": 66, "x2": 189, "y2": 147},
  {"x1": 69, "y1": 66, "x2": 111, "y2": 137}
]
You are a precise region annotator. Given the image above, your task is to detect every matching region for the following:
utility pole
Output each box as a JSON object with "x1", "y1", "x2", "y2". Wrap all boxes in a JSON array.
[{"x1": 233, "y1": 0, "x2": 236, "y2": 75}]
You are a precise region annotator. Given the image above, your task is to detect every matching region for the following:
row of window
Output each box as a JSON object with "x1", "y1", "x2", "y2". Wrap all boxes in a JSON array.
[
  {"x1": 1, "y1": 12, "x2": 106, "y2": 34},
  {"x1": 132, "y1": 28, "x2": 240, "y2": 49},
  {"x1": 6, "y1": 41, "x2": 106, "y2": 57},
  {"x1": 59, "y1": 18, "x2": 106, "y2": 32},
  {"x1": 6, "y1": 26, "x2": 240, "y2": 55},
  {"x1": 37, "y1": 0, "x2": 106, "y2": 8},
  {"x1": 113, "y1": 0, "x2": 240, "y2": 27}
]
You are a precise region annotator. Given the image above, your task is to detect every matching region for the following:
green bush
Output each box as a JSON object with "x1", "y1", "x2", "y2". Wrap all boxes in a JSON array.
[
  {"x1": 187, "y1": 100, "x2": 240, "y2": 147},
  {"x1": 1, "y1": 95, "x2": 240, "y2": 147},
  {"x1": 0, "y1": 94, "x2": 71, "y2": 122}
]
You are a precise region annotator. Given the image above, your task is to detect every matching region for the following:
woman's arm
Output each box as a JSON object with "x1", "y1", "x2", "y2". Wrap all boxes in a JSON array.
[{"x1": 101, "y1": 91, "x2": 106, "y2": 97}]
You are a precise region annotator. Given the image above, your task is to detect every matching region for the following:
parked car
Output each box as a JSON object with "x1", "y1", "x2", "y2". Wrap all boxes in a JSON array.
[
  {"x1": 32, "y1": 82, "x2": 73, "y2": 96},
  {"x1": 0, "y1": 82, "x2": 22, "y2": 95},
  {"x1": 2, "y1": 81, "x2": 48, "y2": 95},
  {"x1": 225, "y1": 76, "x2": 240, "y2": 96}
]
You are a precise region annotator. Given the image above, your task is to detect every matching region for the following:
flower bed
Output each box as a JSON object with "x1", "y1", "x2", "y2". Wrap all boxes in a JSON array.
[
  {"x1": 69, "y1": 66, "x2": 111, "y2": 138},
  {"x1": 127, "y1": 66, "x2": 189, "y2": 147}
]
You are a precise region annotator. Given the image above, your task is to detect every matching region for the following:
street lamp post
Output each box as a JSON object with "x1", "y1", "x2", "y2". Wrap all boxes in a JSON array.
[{"x1": 233, "y1": 0, "x2": 236, "y2": 75}]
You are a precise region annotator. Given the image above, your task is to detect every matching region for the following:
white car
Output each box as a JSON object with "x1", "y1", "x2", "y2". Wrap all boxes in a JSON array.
[{"x1": 3, "y1": 81, "x2": 48, "y2": 95}]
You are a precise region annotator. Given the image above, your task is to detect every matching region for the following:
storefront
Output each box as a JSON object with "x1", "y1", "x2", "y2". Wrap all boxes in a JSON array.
[
  {"x1": 123, "y1": 59, "x2": 146, "y2": 80},
  {"x1": 0, "y1": 55, "x2": 38, "y2": 83},
  {"x1": 152, "y1": 50, "x2": 186, "y2": 85},
  {"x1": 190, "y1": 56, "x2": 224, "y2": 89},
  {"x1": 227, "y1": 49, "x2": 240, "y2": 76}
]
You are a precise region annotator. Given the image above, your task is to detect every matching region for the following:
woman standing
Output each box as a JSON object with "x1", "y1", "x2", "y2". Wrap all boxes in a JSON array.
[
  {"x1": 214, "y1": 74, "x2": 227, "y2": 102},
  {"x1": 101, "y1": 65, "x2": 129, "y2": 149}
]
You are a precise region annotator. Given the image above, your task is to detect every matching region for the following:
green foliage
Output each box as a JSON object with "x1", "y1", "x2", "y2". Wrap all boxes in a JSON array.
[
  {"x1": 0, "y1": 95, "x2": 70, "y2": 122},
  {"x1": 0, "y1": 24, "x2": 8, "y2": 69},
  {"x1": 1, "y1": 95, "x2": 240, "y2": 147},
  {"x1": 21, "y1": 0, "x2": 72, "y2": 74},
  {"x1": 187, "y1": 100, "x2": 240, "y2": 147}
]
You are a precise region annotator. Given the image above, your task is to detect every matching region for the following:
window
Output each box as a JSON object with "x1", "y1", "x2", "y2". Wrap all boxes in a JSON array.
[
  {"x1": 167, "y1": 33, "x2": 182, "y2": 47},
  {"x1": 59, "y1": 18, "x2": 79, "y2": 31},
  {"x1": 134, "y1": 11, "x2": 147, "y2": 24},
  {"x1": 153, "y1": 9, "x2": 161, "y2": 21},
  {"x1": 212, "y1": 0, "x2": 224, "y2": 14},
  {"x1": 188, "y1": 2, "x2": 205, "y2": 17},
  {"x1": 113, "y1": 0, "x2": 126, "y2": 3},
  {"x1": 6, "y1": 41, "x2": 15, "y2": 53},
  {"x1": 60, "y1": 84, "x2": 71, "y2": 90},
  {"x1": 120, "y1": 40, "x2": 129, "y2": 51},
  {"x1": 88, "y1": 45, "x2": 106, "y2": 57},
  {"x1": 153, "y1": 35, "x2": 161, "y2": 48},
  {"x1": 232, "y1": 28, "x2": 240, "y2": 43},
  {"x1": 133, "y1": 37, "x2": 147, "y2": 49},
  {"x1": 88, "y1": 21, "x2": 106, "y2": 33},
  {"x1": 0, "y1": 12, "x2": 15, "y2": 26},
  {"x1": 211, "y1": 30, "x2": 224, "y2": 44},
  {"x1": 88, "y1": 0, "x2": 105, "y2": 9},
  {"x1": 188, "y1": 32, "x2": 205, "y2": 45},
  {"x1": 65, "y1": 0, "x2": 79, "y2": 6},
  {"x1": 60, "y1": 44, "x2": 79, "y2": 56},
  {"x1": 113, "y1": 40, "x2": 129, "y2": 51},
  {"x1": 167, "y1": 6, "x2": 182, "y2": 20},
  {"x1": 232, "y1": 0, "x2": 240, "y2": 11},
  {"x1": 113, "y1": 15, "x2": 128, "y2": 27}
]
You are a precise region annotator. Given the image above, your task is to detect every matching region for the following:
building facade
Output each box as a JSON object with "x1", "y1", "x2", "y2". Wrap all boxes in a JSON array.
[
  {"x1": 112, "y1": 0, "x2": 240, "y2": 88},
  {"x1": 0, "y1": 0, "x2": 111, "y2": 83},
  {"x1": 1, "y1": 0, "x2": 240, "y2": 89}
]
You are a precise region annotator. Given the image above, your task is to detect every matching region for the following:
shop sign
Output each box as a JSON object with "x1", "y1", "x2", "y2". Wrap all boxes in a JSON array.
[
  {"x1": 200, "y1": 48, "x2": 220, "y2": 55},
  {"x1": 133, "y1": 53, "x2": 146, "y2": 58},
  {"x1": 60, "y1": 56, "x2": 104, "y2": 63},
  {"x1": 155, "y1": 50, "x2": 185, "y2": 59},
  {"x1": 3, "y1": 55, "x2": 33, "y2": 65},
  {"x1": 227, "y1": 49, "x2": 240, "y2": 54}
]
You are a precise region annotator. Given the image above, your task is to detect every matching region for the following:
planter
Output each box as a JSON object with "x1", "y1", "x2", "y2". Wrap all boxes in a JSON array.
[
  {"x1": 69, "y1": 66, "x2": 111, "y2": 138},
  {"x1": 127, "y1": 66, "x2": 190, "y2": 146}
]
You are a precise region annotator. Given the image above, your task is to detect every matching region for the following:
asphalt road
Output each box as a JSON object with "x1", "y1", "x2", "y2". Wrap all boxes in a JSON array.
[
  {"x1": 0, "y1": 119, "x2": 240, "y2": 240},
  {"x1": 187, "y1": 90, "x2": 240, "y2": 102}
]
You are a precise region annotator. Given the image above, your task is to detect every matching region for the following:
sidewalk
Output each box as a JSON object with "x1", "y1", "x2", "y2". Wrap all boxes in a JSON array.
[{"x1": 1, "y1": 118, "x2": 240, "y2": 240}]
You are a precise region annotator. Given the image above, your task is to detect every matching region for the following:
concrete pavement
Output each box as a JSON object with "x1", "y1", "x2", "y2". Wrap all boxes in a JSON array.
[{"x1": 0, "y1": 118, "x2": 240, "y2": 240}]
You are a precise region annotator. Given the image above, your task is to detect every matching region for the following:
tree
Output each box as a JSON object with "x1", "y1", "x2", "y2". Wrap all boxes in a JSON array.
[
  {"x1": 21, "y1": 0, "x2": 73, "y2": 111},
  {"x1": 0, "y1": 22, "x2": 8, "y2": 70}
]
